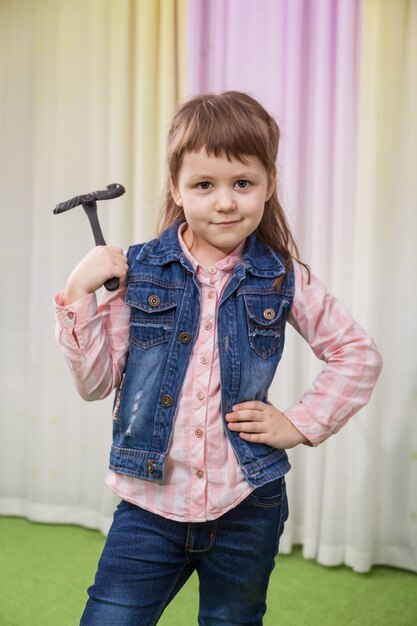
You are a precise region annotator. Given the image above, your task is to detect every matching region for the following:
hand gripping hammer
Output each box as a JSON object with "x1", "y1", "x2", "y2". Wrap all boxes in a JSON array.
[{"x1": 53, "y1": 183, "x2": 125, "y2": 291}]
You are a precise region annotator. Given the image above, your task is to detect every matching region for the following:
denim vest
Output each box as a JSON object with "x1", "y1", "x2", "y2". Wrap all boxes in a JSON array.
[{"x1": 110, "y1": 220, "x2": 295, "y2": 489}]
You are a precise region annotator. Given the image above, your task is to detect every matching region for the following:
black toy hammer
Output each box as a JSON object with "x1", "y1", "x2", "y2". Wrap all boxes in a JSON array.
[{"x1": 53, "y1": 183, "x2": 125, "y2": 291}]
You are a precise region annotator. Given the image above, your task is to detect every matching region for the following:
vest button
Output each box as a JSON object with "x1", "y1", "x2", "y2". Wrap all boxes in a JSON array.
[
  {"x1": 178, "y1": 331, "x2": 192, "y2": 344},
  {"x1": 161, "y1": 394, "x2": 174, "y2": 407},
  {"x1": 148, "y1": 294, "x2": 160, "y2": 307},
  {"x1": 145, "y1": 461, "x2": 154, "y2": 474},
  {"x1": 263, "y1": 308, "x2": 276, "y2": 320}
]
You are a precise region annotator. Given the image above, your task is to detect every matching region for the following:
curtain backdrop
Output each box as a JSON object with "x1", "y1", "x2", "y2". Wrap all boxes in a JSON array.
[
  {"x1": 0, "y1": 0, "x2": 187, "y2": 534},
  {"x1": 186, "y1": 0, "x2": 417, "y2": 573},
  {"x1": 0, "y1": 0, "x2": 416, "y2": 574}
]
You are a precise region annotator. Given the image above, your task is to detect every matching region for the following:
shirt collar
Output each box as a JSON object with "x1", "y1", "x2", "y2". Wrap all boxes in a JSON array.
[
  {"x1": 135, "y1": 219, "x2": 286, "y2": 278},
  {"x1": 177, "y1": 222, "x2": 244, "y2": 273}
]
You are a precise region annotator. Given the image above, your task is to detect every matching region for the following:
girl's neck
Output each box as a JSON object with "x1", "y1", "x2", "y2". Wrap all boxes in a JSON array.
[{"x1": 182, "y1": 225, "x2": 235, "y2": 269}]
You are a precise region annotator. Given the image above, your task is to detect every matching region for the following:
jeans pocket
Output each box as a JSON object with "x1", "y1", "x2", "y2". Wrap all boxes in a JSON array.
[{"x1": 246, "y1": 477, "x2": 284, "y2": 508}]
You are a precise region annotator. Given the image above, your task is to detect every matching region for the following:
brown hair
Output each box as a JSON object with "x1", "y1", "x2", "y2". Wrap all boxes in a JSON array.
[{"x1": 156, "y1": 91, "x2": 310, "y2": 287}]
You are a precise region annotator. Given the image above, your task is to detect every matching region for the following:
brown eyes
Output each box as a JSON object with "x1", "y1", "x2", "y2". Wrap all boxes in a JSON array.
[
  {"x1": 196, "y1": 180, "x2": 251, "y2": 190},
  {"x1": 235, "y1": 180, "x2": 251, "y2": 189},
  {"x1": 197, "y1": 182, "x2": 213, "y2": 190}
]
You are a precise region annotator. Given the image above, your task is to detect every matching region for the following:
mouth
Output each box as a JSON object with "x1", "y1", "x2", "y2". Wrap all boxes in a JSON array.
[{"x1": 213, "y1": 219, "x2": 242, "y2": 227}]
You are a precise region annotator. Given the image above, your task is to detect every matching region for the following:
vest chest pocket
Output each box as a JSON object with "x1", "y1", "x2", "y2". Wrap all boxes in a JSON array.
[
  {"x1": 126, "y1": 282, "x2": 177, "y2": 349},
  {"x1": 243, "y1": 294, "x2": 289, "y2": 359}
]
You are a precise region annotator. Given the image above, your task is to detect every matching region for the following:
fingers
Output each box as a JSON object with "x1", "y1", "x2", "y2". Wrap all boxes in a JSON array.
[
  {"x1": 226, "y1": 410, "x2": 265, "y2": 434},
  {"x1": 225, "y1": 403, "x2": 308, "y2": 449},
  {"x1": 225, "y1": 408, "x2": 265, "y2": 422},
  {"x1": 225, "y1": 402, "x2": 273, "y2": 439},
  {"x1": 110, "y1": 255, "x2": 129, "y2": 276},
  {"x1": 228, "y1": 421, "x2": 264, "y2": 434},
  {"x1": 231, "y1": 400, "x2": 267, "y2": 412},
  {"x1": 66, "y1": 246, "x2": 128, "y2": 299},
  {"x1": 93, "y1": 246, "x2": 128, "y2": 279},
  {"x1": 238, "y1": 432, "x2": 266, "y2": 443}
]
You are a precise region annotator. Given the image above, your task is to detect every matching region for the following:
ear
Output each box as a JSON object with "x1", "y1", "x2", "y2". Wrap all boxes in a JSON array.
[
  {"x1": 169, "y1": 176, "x2": 182, "y2": 207},
  {"x1": 266, "y1": 171, "x2": 276, "y2": 201}
]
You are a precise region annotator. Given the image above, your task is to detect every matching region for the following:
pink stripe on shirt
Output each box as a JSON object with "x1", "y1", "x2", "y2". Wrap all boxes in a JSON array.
[
  {"x1": 54, "y1": 228, "x2": 382, "y2": 522},
  {"x1": 106, "y1": 223, "x2": 251, "y2": 521}
]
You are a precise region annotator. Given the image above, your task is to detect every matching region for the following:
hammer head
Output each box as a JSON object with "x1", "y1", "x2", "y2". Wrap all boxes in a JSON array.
[{"x1": 53, "y1": 183, "x2": 125, "y2": 214}]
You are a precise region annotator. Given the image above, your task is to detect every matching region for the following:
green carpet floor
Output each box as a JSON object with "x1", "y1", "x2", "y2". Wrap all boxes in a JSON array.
[{"x1": 0, "y1": 517, "x2": 416, "y2": 626}]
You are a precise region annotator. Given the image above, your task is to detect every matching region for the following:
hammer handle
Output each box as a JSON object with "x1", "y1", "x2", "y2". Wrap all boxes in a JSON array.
[{"x1": 84, "y1": 202, "x2": 120, "y2": 292}]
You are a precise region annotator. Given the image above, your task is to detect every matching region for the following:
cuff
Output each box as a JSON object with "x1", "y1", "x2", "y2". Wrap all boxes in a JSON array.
[
  {"x1": 54, "y1": 290, "x2": 98, "y2": 329},
  {"x1": 284, "y1": 403, "x2": 333, "y2": 447}
]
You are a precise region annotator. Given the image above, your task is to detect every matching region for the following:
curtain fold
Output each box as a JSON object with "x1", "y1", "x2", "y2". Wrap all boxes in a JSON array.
[
  {"x1": 0, "y1": 0, "x2": 415, "y2": 573},
  {"x1": 350, "y1": 0, "x2": 417, "y2": 572},
  {"x1": 0, "y1": 0, "x2": 187, "y2": 535},
  {"x1": 186, "y1": 0, "x2": 416, "y2": 573}
]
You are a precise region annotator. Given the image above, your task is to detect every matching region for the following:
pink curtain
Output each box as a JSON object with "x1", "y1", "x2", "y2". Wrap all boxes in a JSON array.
[
  {"x1": 187, "y1": 0, "x2": 362, "y2": 281},
  {"x1": 187, "y1": 0, "x2": 372, "y2": 569}
]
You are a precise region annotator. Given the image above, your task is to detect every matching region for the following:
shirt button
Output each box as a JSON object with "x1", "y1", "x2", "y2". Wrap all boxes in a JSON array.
[
  {"x1": 209, "y1": 267, "x2": 217, "y2": 275},
  {"x1": 195, "y1": 428, "x2": 204, "y2": 438},
  {"x1": 196, "y1": 470, "x2": 205, "y2": 479},
  {"x1": 200, "y1": 357, "x2": 208, "y2": 365},
  {"x1": 145, "y1": 461, "x2": 154, "y2": 474},
  {"x1": 207, "y1": 290, "x2": 215, "y2": 299},
  {"x1": 204, "y1": 321, "x2": 213, "y2": 331},
  {"x1": 196, "y1": 392, "x2": 205, "y2": 401},
  {"x1": 67, "y1": 311, "x2": 74, "y2": 320}
]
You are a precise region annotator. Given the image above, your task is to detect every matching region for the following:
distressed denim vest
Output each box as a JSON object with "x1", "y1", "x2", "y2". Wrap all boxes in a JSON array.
[{"x1": 110, "y1": 220, "x2": 295, "y2": 489}]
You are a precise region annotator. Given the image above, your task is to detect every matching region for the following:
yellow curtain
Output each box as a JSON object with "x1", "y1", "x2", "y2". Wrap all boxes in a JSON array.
[
  {"x1": 351, "y1": 0, "x2": 417, "y2": 570},
  {"x1": 29, "y1": 0, "x2": 188, "y2": 247},
  {"x1": 119, "y1": 0, "x2": 188, "y2": 242},
  {"x1": 355, "y1": 0, "x2": 416, "y2": 293},
  {"x1": 0, "y1": 0, "x2": 187, "y2": 532}
]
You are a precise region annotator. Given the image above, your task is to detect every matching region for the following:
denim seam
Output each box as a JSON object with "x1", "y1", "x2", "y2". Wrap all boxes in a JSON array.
[
  {"x1": 150, "y1": 562, "x2": 192, "y2": 626},
  {"x1": 245, "y1": 496, "x2": 282, "y2": 508},
  {"x1": 185, "y1": 519, "x2": 218, "y2": 554},
  {"x1": 273, "y1": 479, "x2": 288, "y2": 557},
  {"x1": 128, "y1": 276, "x2": 185, "y2": 289}
]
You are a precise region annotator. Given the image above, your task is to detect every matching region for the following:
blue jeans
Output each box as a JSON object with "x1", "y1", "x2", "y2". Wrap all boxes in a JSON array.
[{"x1": 80, "y1": 477, "x2": 288, "y2": 626}]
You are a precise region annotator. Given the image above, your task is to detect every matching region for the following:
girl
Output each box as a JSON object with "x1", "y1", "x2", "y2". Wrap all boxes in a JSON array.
[{"x1": 55, "y1": 91, "x2": 382, "y2": 626}]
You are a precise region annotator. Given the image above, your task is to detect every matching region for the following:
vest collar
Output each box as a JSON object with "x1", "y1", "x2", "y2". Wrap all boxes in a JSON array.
[{"x1": 135, "y1": 220, "x2": 286, "y2": 278}]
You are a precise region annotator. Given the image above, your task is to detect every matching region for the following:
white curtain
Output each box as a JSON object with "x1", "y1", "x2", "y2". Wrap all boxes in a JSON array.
[{"x1": 0, "y1": 0, "x2": 187, "y2": 534}]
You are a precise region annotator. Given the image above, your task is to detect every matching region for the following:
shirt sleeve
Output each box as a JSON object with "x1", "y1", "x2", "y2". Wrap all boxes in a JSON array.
[
  {"x1": 54, "y1": 286, "x2": 130, "y2": 401},
  {"x1": 283, "y1": 260, "x2": 383, "y2": 446}
]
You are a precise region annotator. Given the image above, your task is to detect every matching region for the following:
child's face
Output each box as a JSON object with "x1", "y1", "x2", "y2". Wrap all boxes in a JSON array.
[{"x1": 170, "y1": 149, "x2": 274, "y2": 262}]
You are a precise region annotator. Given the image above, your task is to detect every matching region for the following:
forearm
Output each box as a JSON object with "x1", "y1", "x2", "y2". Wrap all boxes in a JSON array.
[
  {"x1": 285, "y1": 261, "x2": 383, "y2": 446},
  {"x1": 54, "y1": 288, "x2": 130, "y2": 400},
  {"x1": 284, "y1": 332, "x2": 383, "y2": 445}
]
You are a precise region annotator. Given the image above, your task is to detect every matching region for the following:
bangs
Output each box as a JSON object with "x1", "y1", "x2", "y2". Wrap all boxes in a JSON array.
[{"x1": 168, "y1": 92, "x2": 279, "y2": 176}]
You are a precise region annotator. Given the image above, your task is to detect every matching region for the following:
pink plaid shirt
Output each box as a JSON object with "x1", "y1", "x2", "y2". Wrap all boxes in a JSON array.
[{"x1": 54, "y1": 226, "x2": 382, "y2": 522}]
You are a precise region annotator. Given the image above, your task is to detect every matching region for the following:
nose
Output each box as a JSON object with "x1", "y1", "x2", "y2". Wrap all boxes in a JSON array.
[{"x1": 214, "y1": 188, "x2": 237, "y2": 212}]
